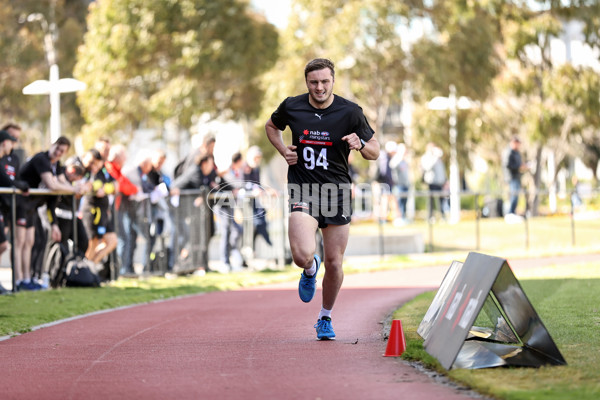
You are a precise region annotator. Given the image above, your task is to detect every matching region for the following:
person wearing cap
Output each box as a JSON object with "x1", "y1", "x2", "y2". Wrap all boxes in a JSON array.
[
  {"x1": 0, "y1": 130, "x2": 29, "y2": 293},
  {"x1": 503, "y1": 136, "x2": 528, "y2": 217}
]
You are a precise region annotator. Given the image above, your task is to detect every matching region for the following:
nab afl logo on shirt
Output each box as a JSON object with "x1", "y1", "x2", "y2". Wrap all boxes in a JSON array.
[
  {"x1": 299, "y1": 129, "x2": 333, "y2": 146},
  {"x1": 303, "y1": 130, "x2": 329, "y2": 137}
]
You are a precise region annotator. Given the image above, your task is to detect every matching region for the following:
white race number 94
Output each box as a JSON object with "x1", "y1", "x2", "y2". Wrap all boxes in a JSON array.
[{"x1": 303, "y1": 147, "x2": 329, "y2": 170}]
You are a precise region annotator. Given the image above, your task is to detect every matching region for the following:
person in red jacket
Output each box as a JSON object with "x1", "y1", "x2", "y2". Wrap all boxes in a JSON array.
[
  {"x1": 105, "y1": 144, "x2": 138, "y2": 202},
  {"x1": 104, "y1": 144, "x2": 139, "y2": 275}
]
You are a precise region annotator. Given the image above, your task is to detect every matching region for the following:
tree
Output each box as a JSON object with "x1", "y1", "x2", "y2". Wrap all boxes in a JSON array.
[
  {"x1": 0, "y1": 0, "x2": 88, "y2": 151},
  {"x1": 74, "y1": 0, "x2": 278, "y2": 148},
  {"x1": 257, "y1": 0, "x2": 409, "y2": 173},
  {"x1": 409, "y1": 1, "x2": 502, "y2": 183},
  {"x1": 489, "y1": 0, "x2": 600, "y2": 213}
]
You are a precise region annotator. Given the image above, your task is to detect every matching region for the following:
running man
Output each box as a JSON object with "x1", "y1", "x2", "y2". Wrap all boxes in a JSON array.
[{"x1": 265, "y1": 58, "x2": 380, "y2": 340}]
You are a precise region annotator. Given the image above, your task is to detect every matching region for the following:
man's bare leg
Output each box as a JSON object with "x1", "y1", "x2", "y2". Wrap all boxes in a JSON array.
[
  {"x1": 288, "y1": 212, "x2": 318, "y2": 271},
  {"x1": 320, "y1": 223, "x2": 349, "y2": 310}
]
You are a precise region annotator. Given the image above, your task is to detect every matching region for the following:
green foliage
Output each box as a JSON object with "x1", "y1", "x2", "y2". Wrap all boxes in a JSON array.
[
  {"x1": 395, "y1": 268, "x2": 600, "y2": 399},
  {"x1": 0, "y1": 0, "x2": 88, "y2": 146},
  {"x1": 411, "y1": 1, "x2": 501, "y2": 101},
  {"x1": 74, "y1": 0, "x2": 278, "y2": 143},
  {"x1": 257, "y1": 0, "x2": 409, "y2": 161}
]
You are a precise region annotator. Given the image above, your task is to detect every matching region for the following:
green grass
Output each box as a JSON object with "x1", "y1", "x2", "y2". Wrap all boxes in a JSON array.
[
  {"x1": 393, "y1": 263, "x2": 600, "y2": 400},
  {"x1": 2, "y1": 216, "x2": 600, "y2": 399},
  {"x1": 352, "y1": 214, "x2": 600, "y2": 258},
  {"x1": 0, "y1": 268, "x2": 299, "y2": 337}
]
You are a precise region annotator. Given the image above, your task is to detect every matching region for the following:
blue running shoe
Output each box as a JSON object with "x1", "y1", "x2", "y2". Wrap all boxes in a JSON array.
[
  {"x1": 314, "y1": 317, "x2": 336, "y2": 340},
  {"x1": 17, "y1": 281, "x2": 41, "y2": 292},
  {"x1": 298, "y1": 254, "x2": 321, "y2": 303}
]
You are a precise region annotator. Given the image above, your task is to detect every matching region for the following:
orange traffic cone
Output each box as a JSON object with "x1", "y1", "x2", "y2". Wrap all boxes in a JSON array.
[{"x1": 383, "y1": 319, "x2": 406, "y2": 357}]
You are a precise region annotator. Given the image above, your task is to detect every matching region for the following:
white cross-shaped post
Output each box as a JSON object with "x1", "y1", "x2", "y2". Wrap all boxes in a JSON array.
[
  {"x1": 427, "y1": 85, "x2": 476, "y2": 224},
  {"x1": 23, "y1": 66, "x2": 86, "y2": 143}
]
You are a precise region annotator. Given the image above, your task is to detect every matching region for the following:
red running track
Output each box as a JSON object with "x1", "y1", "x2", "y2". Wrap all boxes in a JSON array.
[{"x1": 0, "y1": 266, "x2": 477, "y2": 400}]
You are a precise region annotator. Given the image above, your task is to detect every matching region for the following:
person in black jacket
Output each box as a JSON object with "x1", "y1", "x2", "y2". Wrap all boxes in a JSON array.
[
  {"x1": 0, "y1": 130, "x2": 29, "y2": 293},
  {"x1": 503, "y1": 136, "x2": 528, "y2": 216},
  {"x1": 14, "y1": 137, "x2": 86, "y2": 291},
  {"x1": 170, "y1": 153, "x2": 217, "y2": 271},
  {"x1": 54, "y1": 157, "x2": 89, "y2": 255}
]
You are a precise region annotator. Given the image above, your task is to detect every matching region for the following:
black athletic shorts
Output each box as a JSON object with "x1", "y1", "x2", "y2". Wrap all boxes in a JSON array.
[
  {"x1": 0, "y1": 214, "x2": 6, "y2": 243},
  {"x1": 16, "y1": 196, "x2": 41, "y2": 228},
  {"x1": 83, "y1": 206, "x2": 114, "y2": 239},
  {"x1": 287, "y1": 182, "x2": 352, "y2": 229}
]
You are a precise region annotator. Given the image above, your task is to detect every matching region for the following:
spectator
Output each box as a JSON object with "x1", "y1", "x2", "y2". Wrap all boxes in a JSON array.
[
  {"x1": 120, "y1": 151, "x2": 154, "y2": 274},
  {"x1": 54, "y1": 157, "x2": 90, "y2": 256},
  {"x1": 502, "y1": 136, "x2": 528, "y2": 219},
  {"x1": 420, "y1": 142, "x2": 447, "y2": 221},
  {"x1": 0, "y1": 130, "x2": 29, "y2": 293},
  {"x1": 78, "y1": 149, "x2": 118, "y2": 278},
  {"x1": 147, "y1": 149, "x2": 172, "y2": 271},
  {"x1": 173, "y1": 134, "x2": 216, "y2": 179},
  {"x1": 378, "y1": 141, "x2": 399, "y2": 221},
  {"x1": 171, "y1": 154, "x2": 218, "y2": 192},
  {"x1": 14, "y1": 136, "x2": 85, "y2": 291},
  {"x1": 1, "y1": 122, "x2": 25, "y2": 173},
  {"x1": 243, "y1": 146, "x2": 272, "y2": 249},
  {"x1": 105, "y1": 144, "x2": 139, "y2": 274},
  {"x1": 171, "y1": 153, "x2": 217, "y2": 271},
  {"x1": 390, "y1": 142, "x2": 411, "y2": 224},
  {"x1": 216, "y1": 152, "x2": 244, "y2": 271},
  {"x1": 94, "y1": 137, "x2": 111, "y2": 162}
]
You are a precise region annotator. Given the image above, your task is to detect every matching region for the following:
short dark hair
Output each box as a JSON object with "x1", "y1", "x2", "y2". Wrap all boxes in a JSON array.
[
  {"x1": 1, "y1": 122, "x2": 21, "y2": 131},
  {"x1": 87, "y1": 148, "x2": 103, "y2": 161},
  {"x1": 54, "y1": 136, "x2": 71, "y2": 147},
  {"x1": 197, "y1": 154, "x2": 213, "y2": 166},
  {"x1": 231, "y1": 152, "x2": 242, "y2": 164},
  {"x1": 304, "y1": 58, "x2": 335, "y2": 79}
]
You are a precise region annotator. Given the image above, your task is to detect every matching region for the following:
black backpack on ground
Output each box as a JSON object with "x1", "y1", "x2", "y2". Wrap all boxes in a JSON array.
[
  {"x1": 46, "y1": 241, "x2": 101, "y2": 288},
  {"x1": 63, "y1": 253, "x2": 101, "y2": 288}
]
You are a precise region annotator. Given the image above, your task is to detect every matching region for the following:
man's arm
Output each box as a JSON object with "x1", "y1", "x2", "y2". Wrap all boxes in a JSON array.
[
  {"x1": 40, "y1": 171, "x2": 77, "y2": 193},
  {"x1": 341, "y1": 134, "x2": 380, "y2": 160},
  {"x1": 358, "y1": 137, "x2": 380, "y2": 160},
  {"x1": 265, "y1": 118, "x2": 298, "y2": 165}
]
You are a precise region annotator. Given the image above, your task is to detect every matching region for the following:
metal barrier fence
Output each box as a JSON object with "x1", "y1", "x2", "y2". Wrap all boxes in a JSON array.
[
  {"x1": 351, "y1": 183, "x2": 600, "y2": 254},
  {"x1": 1, "y1": 184, "x2": 598, "y2": 291},
  {"x1": 0, "y1": 188, "x2": 81, "y2": 292}
]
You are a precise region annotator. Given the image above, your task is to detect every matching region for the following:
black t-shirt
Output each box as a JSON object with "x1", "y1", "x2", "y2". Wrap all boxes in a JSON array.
[
  {"x1": 18, "y1": 151, "x2": 58, "y2": 188},
  {"x1": 270, "y1": 93, "x2": 374, "y2": 186},
  {"x1": 0, "y1": 151, "x2": 20, "y2": 185},
  {"x1": 55, "y1": 164, "x2": 76, "y2": 212},
  {"x1": 89, "y1": 167, "x2": 114, "y2": 209},
  {"x1": 0, "y1": 152, "x2": 21, "y2": 211}
]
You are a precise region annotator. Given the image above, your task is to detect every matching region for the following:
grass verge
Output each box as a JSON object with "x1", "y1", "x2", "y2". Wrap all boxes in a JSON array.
[
  {"x1": 0, "y1": 268, "x2": 299, "y2": 337},
  {"x1": 393, "y1": 263, "x2": 600, "y2": 400}
]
